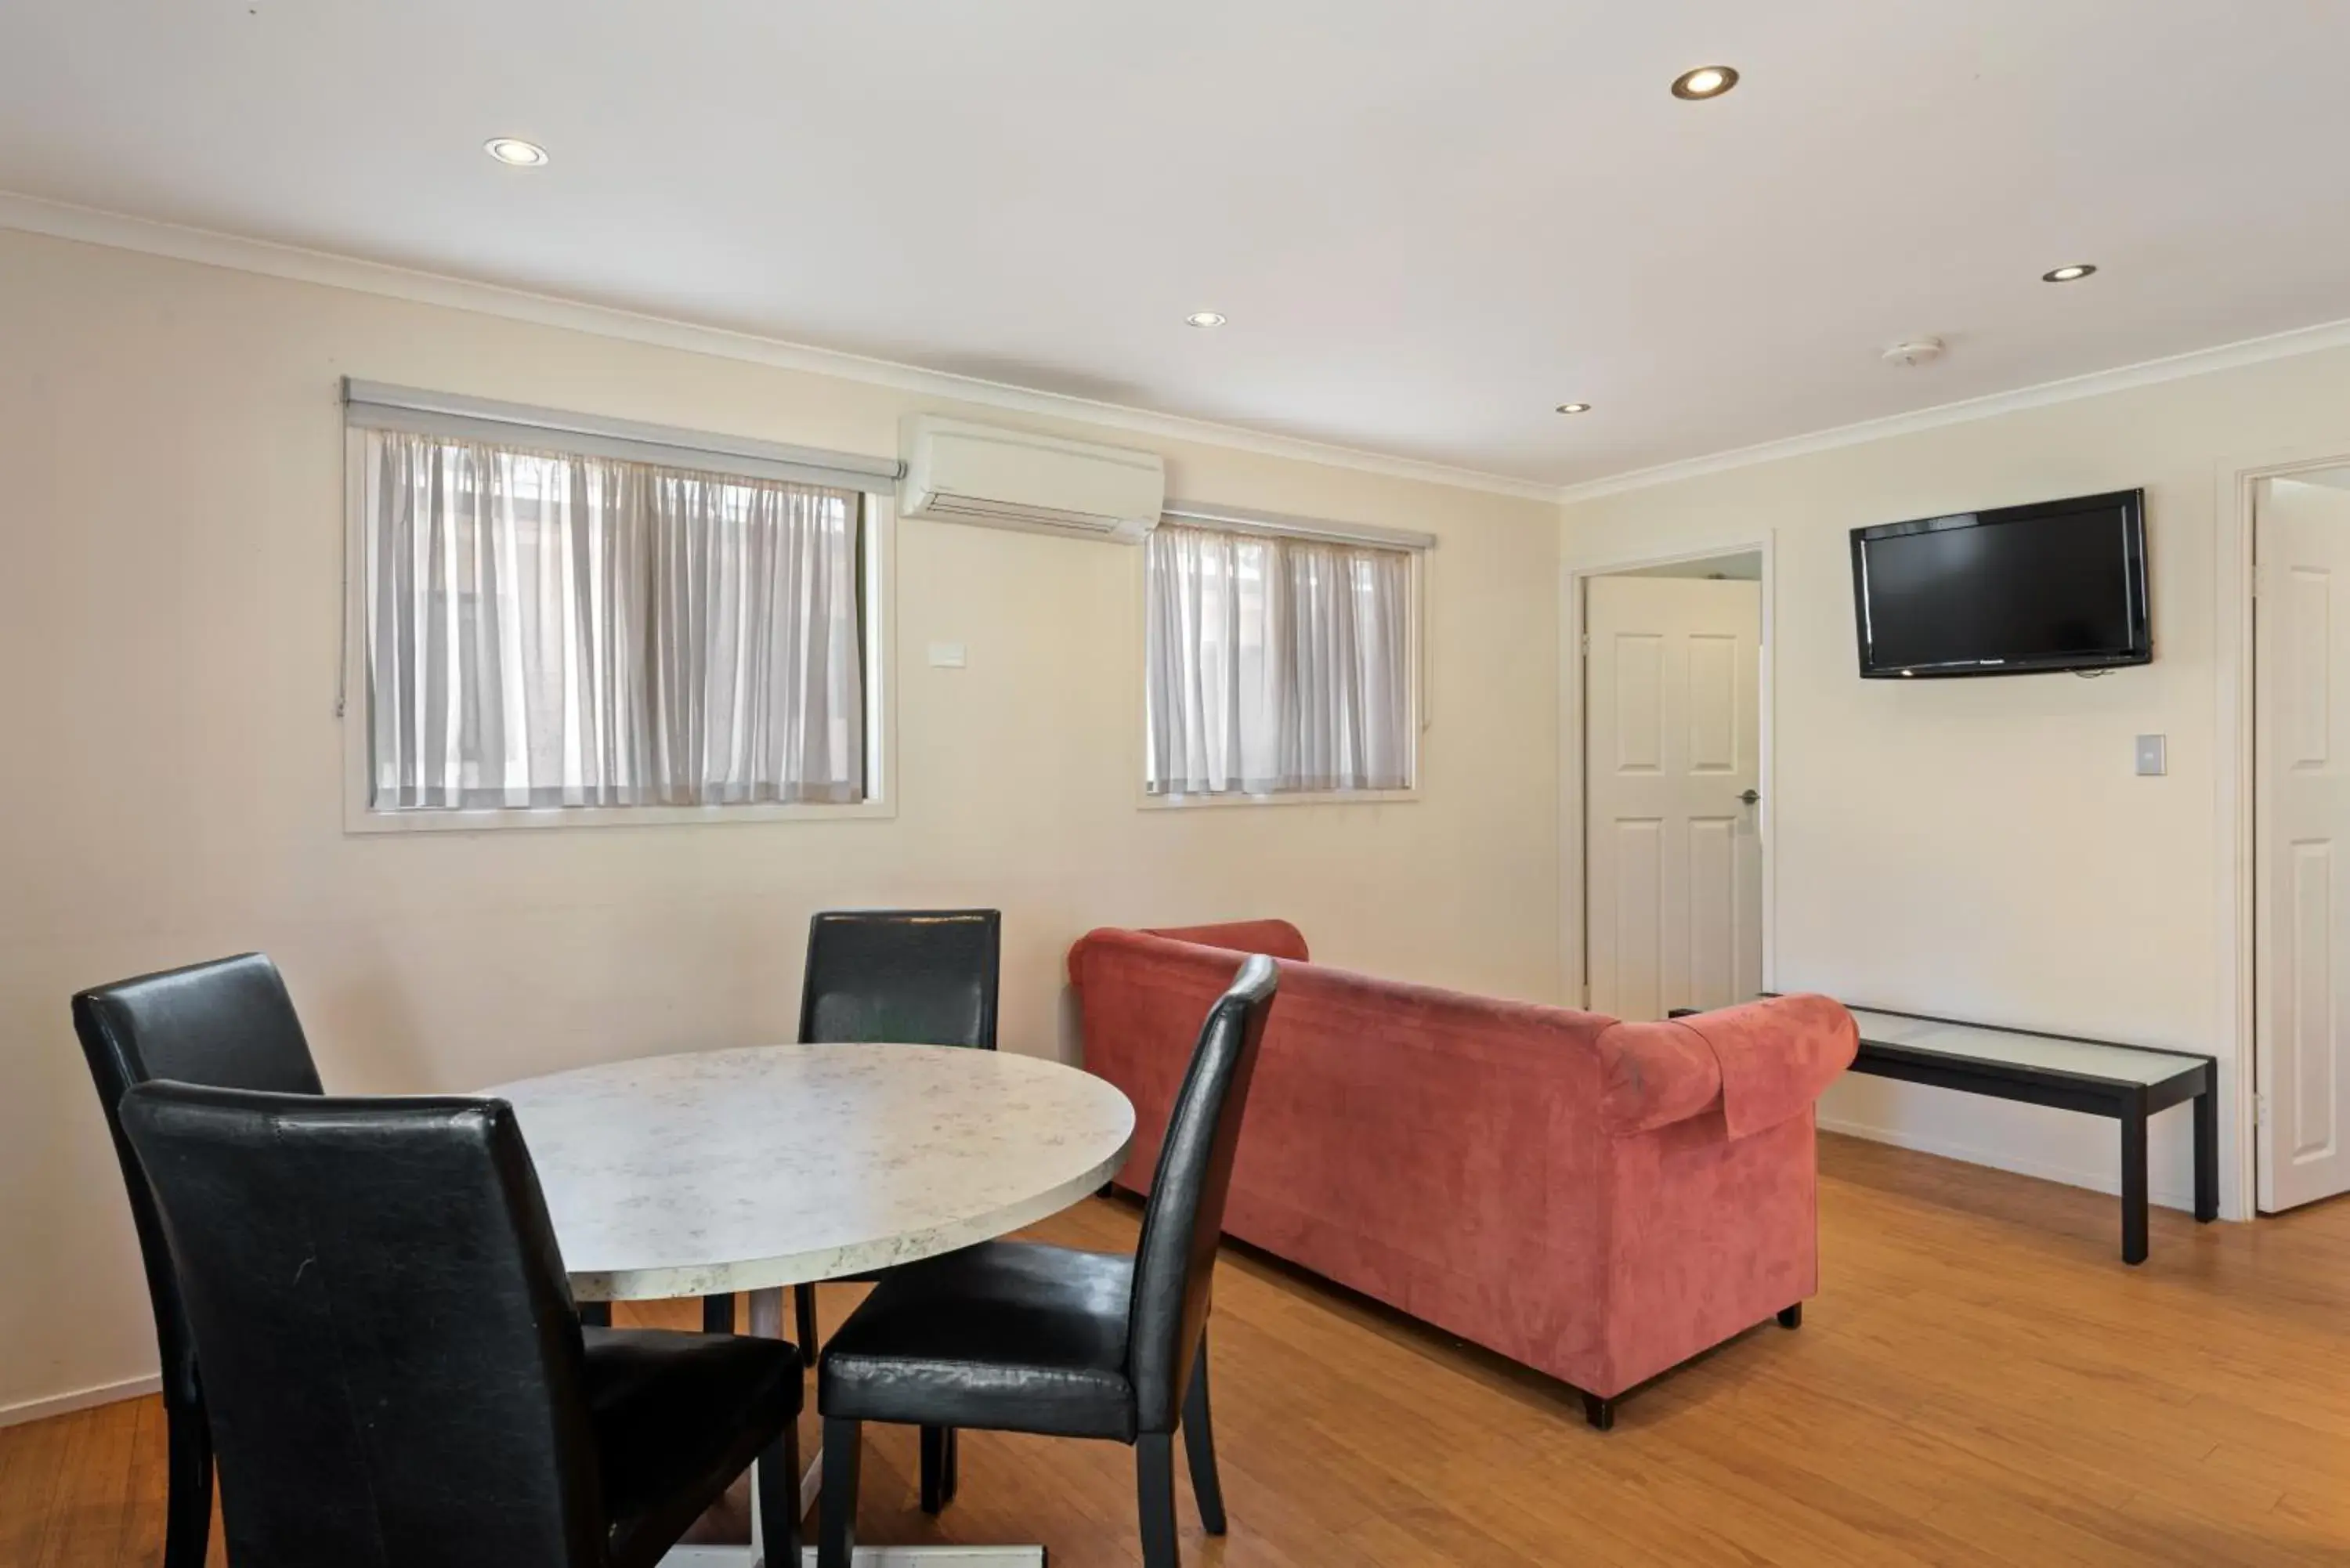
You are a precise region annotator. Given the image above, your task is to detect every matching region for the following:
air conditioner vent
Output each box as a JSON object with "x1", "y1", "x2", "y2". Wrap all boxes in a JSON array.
[{"x1": 898, "y1": 416, "x2": 1164, "y2": 544}]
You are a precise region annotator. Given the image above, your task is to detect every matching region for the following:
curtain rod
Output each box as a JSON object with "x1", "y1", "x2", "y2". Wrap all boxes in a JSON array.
[
  {"x1": 343, "y1": 379, "x2": 904, "y2": 492},
  {"x1": 1160, "y1": 499, "x2": 1437, "y2": 551}
]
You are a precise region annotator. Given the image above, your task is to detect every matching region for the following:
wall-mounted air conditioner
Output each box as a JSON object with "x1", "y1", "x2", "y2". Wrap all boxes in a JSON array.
[{"x1": 898, "y1": 415, "x2": 1165, "y2": 544}]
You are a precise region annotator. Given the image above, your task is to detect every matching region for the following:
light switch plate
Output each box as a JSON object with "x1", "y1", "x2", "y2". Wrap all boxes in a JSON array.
[
  {"x1": 927, "y1": 642, "x2": 967, "y2": 669},
  {"x1": 2135, "y1": 734, "x2": 2167, "y2": 776}
]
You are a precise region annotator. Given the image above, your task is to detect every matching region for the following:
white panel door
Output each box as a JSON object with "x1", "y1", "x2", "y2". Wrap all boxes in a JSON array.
[
  {"x1": 1585, "y1": 576, "x2": 1762, "y2": 1021},
  {"x1": 2257, "y1": 479, "x2": 2350, "y2": 1211}
]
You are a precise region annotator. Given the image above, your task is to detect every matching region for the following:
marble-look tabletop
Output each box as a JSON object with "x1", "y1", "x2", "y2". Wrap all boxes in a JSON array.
[{"x1": 487, "y1": 1043, "x2": 1136, "y2": 1302}]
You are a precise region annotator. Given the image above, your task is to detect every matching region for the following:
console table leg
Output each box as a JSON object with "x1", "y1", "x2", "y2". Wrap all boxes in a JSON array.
[
  {"x1": 2193, "y1": 1082, "x2": 2220, "y2": 1223},
  {"x1": 2120, "y1": 1093, "x2": 2149, "y2": 1266}
]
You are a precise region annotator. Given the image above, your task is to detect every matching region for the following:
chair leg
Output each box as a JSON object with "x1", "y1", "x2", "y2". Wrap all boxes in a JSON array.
[
  {"x1": 1777, "y1": 1303, "x2": 1802, "y2": 1330},
  {"x1": 1582, "y1": 1392, "x2": 1615, "y2": 1432},
  {"x1": 1137, "y1": 1432, "x2": 1180, "y2": 1568},
  {"x1": 575, "y1": 1301, "x2": 611, "y2": 1328},
  {"x1": 703, "y1": 1292, "x2": 736, "y2": 1334},
  {"x1": 819, "y1": 1418, "x2": 862, "y2": 1568},
  {"x1": 919, "y1": 1424, "x2": 959, "y2": 1514},
  {"x1": 795, "y1": 1282, "x2": 822, "y2": 1367},
  {"x1": 162, "y1": 1390, "x2": 213, "y2": 1568},
  {"x1": 756, "y1": 1415, "x2": 802, "y2": 1568},
  {"x1": 1180, "y1": 1344, "x2": 1226, "y2": 1535}
]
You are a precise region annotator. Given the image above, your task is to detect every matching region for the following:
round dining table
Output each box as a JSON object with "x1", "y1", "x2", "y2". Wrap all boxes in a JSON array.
[{"x1": 491, "y1": 1041, "x2": 1137, "y2": 1568}]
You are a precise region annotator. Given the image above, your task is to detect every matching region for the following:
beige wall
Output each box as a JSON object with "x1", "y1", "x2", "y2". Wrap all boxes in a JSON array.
[
  {"x1": 0, "y1": 227, "x2": 1560, "y2": 1415},
  {"x1": 1561, "y1": 342, "x2": 2350, "y2": 1223}
]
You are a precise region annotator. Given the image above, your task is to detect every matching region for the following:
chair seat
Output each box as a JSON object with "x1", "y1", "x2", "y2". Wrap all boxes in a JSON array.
[
  {"x1": 584, "y1": 1328, "x2": 803, "y2": 1568},
  {"x1": 819, "y1": 1242, "x2": 1138, "y2": 1441}
]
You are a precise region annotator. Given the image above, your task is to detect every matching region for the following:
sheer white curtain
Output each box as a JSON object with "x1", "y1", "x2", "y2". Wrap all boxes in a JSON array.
[
  {"x1": 1145, "y1": 522, "x2": 1414, "y2": 795},
  {"x1": 363, "y1": 429, "x2": 864, "y2": 809}
]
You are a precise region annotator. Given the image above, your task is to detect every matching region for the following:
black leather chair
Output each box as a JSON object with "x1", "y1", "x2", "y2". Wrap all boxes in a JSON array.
[
  {"x1": 72, "y1": 953, "x2": 324, "y2": 1568},
  {"x1": 815, "y1": 952, "x2": 1278, "y2": 1568},
  {"x1": 797, "y1": 908, "x2": 1002, "y2": 1051},
  {"x1": 786, "y1": 907, "x2": 1000, "y2": 1512},
  {"x1": 117, "y1": 1081, "x2": 804, "y2": 1568}
]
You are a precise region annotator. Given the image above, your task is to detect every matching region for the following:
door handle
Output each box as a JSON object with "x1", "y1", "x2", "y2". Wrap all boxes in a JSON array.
[{"x1": 1737, "y1": 789, "x2": 1761, "y2": 804}]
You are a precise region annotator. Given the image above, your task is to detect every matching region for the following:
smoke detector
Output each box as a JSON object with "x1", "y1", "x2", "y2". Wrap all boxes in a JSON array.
[{"x1": 1882, "y1": 336, "x2": 1946, "y2": 367}]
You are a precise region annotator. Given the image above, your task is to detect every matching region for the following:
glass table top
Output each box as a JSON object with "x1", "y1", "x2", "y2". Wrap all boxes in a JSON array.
[{"x1": 1843, "y1": 1006, "x2": 2208, "y2": 1086}]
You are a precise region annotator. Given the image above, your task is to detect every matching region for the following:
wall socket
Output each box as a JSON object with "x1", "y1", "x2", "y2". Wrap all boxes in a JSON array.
[
  {"x1": 927, "y1": 642, "x2": 967, "y2": 669},
  {"x1": 2135, "y1": 734, "x2": 2167, "y2": 776}
]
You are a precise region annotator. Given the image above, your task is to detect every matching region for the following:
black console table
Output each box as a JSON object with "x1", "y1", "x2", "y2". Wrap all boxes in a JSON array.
[
  {"x1": 1680, "y1": 1001, "x2": 2221, "y2": 1263},
  {"x1": 1837, "y1": 1005, "x2": 2218, "y2": 1265}
]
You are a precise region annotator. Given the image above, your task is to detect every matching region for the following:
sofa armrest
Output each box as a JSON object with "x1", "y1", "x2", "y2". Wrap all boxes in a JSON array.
[
  {"x1": 1674, "y1": 995, "x2": 1859, "y2": 1138},
  {"x1": 1594, "y1": 995, "x2": 1857, "y2": 1138},
  {"x1": 1593, "y1": 1020, "x2": 1722, "y2": 1136}
]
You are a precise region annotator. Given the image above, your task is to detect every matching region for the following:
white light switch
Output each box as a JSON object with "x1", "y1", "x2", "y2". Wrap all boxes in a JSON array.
[
  {"x1": 2135, "y1": 734, "x2": 2167, "y2": 776},
  {"x1": 927, "y1": 641, "x2": 967, "y2": 669}
]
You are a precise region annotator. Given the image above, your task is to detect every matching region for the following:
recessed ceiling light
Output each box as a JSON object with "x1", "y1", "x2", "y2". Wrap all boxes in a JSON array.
[
  {"x1": 1185, "y1": 311, "x2": 1227, "y2": 328},
  {"x1": 484, "y1": 137, "x2": 549, "y2": 168},
  {"x1": 2041, "y1": 263, "x2": 2097, "y2": 283},
  {"x1": 1555, "y1": 402, "x2": 1593, "y2": 415},
  {"x1": 1671, "y1": 65, "x2": 1739, "y2": 100}
]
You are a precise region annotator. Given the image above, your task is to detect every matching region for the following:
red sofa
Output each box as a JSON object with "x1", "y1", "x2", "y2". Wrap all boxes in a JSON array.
[{"x1": 1068, "y1": 920, "x2": 1857, "y2": 1426}]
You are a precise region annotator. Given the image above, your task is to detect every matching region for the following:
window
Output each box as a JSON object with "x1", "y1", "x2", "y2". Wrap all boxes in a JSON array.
[
  {"x1": 1144, "y1": 519, "x2": 1420, "y2": 798},
  {"x1": 352, "y1": 416, "x2": 881, "y2": 818}
]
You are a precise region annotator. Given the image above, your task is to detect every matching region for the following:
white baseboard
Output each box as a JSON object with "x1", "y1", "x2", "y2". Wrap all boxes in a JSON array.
[
  {"x1": 1818, "y1": 1115, "x2": 2206, "y2": 1215},
  {"x1": 0, "y1": 1372, "x2": 161, "y2": 1429}
]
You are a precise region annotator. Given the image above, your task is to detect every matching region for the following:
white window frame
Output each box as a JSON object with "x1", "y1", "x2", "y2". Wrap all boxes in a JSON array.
[
  {"x1": 1136, "y1": 501, "x2": 1432, "y2": 811},
  {"x1": 338, "y1": 399, "x2": 898, "y2": 835}
]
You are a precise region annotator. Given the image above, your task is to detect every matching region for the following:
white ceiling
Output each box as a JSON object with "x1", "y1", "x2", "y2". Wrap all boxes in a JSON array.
[{"x1": 5, "y1": 2, "x2": 2349, "y2": 489}]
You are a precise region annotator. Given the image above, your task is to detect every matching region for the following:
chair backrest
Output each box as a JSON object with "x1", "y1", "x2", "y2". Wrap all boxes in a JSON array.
[
  {"x1": 70, "y1": 953, "x2": 323, "y2": 1409},
  {"x1": 1124, "y1": 952, "x2": 1279, "y2": 1432},
  {"x1": 798, "y1": 909, "x2": 1001, "y2": 1049},
  {"x1": 118, "y1": 1082, "x2": 605, "y2": 1568}
]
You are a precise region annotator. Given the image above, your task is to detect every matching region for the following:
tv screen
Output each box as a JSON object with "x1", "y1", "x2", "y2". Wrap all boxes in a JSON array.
[{"x1": 1850, "y1": 489, "x2": 2149, "y2": 677}]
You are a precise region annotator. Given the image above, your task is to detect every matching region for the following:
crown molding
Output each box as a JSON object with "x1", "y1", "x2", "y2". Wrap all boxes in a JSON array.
[
  {"x1": 1555, "y1": 314, "x2": 2350, "y2": 507},
  {"x1": 0, "y1": 190, "x2": 1560, "y2": 505},
  {"x1": 21, "y1": 190, "x2": 2350, "y2": 515}
]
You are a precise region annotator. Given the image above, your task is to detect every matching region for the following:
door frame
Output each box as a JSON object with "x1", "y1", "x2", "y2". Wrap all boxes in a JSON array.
[
  {"x1": 1560, "y1": 536, "x2": 1777, "y2": 1011},
  {"x1": 2221, "y1": 444, "x2": 2350, "y2": 1215}
]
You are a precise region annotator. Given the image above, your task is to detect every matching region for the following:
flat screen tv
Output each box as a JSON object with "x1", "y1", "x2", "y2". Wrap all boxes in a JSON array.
[{"x1": 1850, "y1": 489, "x2": 2149, "y2": 678}]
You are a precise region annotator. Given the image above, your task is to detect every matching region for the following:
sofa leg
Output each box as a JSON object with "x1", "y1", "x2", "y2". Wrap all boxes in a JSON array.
[
  {"x1": 1777, "y1": 1303, "x2": 1803, "y2": 1330},
  {"x1": 1581, "y1": 1393, "x2": 1615, "y2": 1432}
]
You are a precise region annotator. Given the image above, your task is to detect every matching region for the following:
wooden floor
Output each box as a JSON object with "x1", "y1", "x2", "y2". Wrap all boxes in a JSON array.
[{"x1": 6, "y1": 1133, "x2": 2350, "y2": 1566}]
